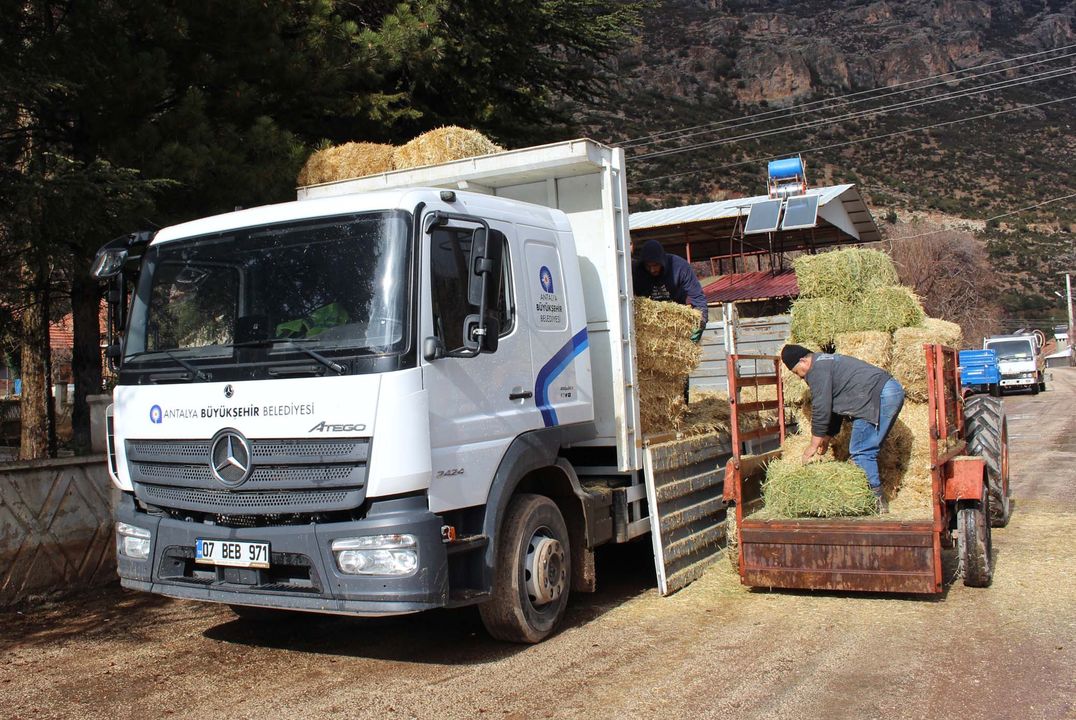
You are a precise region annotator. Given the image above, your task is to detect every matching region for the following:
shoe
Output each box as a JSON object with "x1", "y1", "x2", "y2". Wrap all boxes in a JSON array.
[{"x1": 873, "y1": 489, "x2": 889, "y2": 514}]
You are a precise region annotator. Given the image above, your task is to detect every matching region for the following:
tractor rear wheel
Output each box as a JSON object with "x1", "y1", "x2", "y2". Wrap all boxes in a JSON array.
[
  {"x1": 964, "y1": 395, "x2": 1011, "y2": 527},
  {"x1": 958, "y1": 487, "x2": 993, "y2": 588}
]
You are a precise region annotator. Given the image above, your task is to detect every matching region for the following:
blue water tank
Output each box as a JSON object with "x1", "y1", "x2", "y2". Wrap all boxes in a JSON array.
[{"x1": 768, "y1": 157, "x2": 804, "y2": 180}]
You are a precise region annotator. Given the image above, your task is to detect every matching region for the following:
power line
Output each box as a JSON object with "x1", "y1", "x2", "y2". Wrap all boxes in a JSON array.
[
  {"x1": 628, "y1": 94, "x2": 1076, "y2": 187},
  {"x1": 622, "y1": 43, "x2": 1076, "y2": 148},
  {"x1": 633, "y1": 65, "x2": 1076, "y2": 160},
  {"x1": 892, "y1": 193, "x2": 1076, "y2": 241}
]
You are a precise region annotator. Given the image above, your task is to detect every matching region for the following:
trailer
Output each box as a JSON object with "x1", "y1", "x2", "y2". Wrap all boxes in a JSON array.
[
  {"x1": 723, "y1": 344, "x2": 1010, "y2": 593},
  {"x1": 959, "y1": 349, "x2": 1001, "y2": 397}
]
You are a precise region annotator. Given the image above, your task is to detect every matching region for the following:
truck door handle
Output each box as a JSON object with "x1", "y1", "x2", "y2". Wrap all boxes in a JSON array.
[{"x1": 509, "y1": 391, "x2": 533, "y2": 400}]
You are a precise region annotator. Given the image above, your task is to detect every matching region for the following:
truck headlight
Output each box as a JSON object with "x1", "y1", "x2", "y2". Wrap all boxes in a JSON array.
[
  {"x1": 116, "y1": 522, "x2": 151, "y2": 560},
  {"x1": 331, "y1": 534, "x2": 418, "y2": 576}
]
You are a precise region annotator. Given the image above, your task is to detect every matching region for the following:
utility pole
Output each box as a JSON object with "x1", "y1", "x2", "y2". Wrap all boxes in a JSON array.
[{"x1": 1068, "y1": 272, "x2": 1074, "y2": 358}]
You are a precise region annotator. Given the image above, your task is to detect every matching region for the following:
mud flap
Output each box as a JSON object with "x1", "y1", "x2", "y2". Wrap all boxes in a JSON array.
[{"x1": 643, "y1": 433, "x2": 733, "y2": 596}]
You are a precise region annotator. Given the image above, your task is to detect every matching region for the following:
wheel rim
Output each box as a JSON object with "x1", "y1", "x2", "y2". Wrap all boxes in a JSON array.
[{"x1": 524, "y1": 527, "x2": 566, "y2": 608}]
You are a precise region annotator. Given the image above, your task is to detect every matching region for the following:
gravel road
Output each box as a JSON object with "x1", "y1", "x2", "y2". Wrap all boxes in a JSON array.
[{"x1": 3, "y1": 371, "x2": 1075, "y2": 720}]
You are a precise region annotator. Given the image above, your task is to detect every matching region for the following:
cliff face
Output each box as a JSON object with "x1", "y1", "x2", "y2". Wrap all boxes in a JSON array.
[
  {"x1": 616, "y1": 0, "x2": 1071, "y2": 109},
  {"x1": 580, "y1": 0, "x2": 1075, "y2": 325}
]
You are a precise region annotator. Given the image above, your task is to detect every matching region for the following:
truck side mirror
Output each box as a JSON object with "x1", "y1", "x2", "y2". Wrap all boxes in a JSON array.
[{"x1": 467, "y1": 228, "x2": 504, "y2": 308}]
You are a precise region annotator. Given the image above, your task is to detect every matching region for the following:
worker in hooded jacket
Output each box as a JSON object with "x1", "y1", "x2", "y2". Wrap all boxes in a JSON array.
[
  {"x1": 633, "y1": 239, "x2": 709, "y2": 403},
  {"x1": 781, "y1": 344, "x2": 906, "y2": 513},
  {"x1": 632, "y1": 239, "x2": 708, "y2": 340}
]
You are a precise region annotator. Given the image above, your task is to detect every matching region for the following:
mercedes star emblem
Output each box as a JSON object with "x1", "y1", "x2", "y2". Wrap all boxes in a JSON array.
[
  {"x1": 224, "y1": 384, "x2": 234, "y2": 398},
  {"x1": 209, "y1": 429, "x2": 253, "y2": 487}
]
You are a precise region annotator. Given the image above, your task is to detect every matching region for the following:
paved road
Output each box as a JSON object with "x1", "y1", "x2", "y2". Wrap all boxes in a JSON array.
[{"x1": 3, "y1": 371, "x2": 1075, "y2": 720}]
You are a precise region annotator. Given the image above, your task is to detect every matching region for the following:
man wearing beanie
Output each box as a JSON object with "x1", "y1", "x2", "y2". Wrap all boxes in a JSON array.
[
  {"x1": 781, "y1": 344, "x2": 905, "y2": 512},
  {"x1": 632, "y1": 239, "x2": 708, "y2": 339}
]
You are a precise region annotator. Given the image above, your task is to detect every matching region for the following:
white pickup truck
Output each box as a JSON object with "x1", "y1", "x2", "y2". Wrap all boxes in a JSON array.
[
  {"x1": 984, "y1": 333, "x2": 1045, "y2": 394},
  {"x1": 93, "y1": 139, "x2": 754, "y2": 643}
]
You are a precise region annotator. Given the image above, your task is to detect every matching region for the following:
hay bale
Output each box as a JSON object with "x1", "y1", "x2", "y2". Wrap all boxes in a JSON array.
[
  {"x1": 634, "y1": 297, "x2": 702, "y2": 376},
  {"x1": 794, "y1": 248, "x2": 899, "y2": 301},
  {"x1": 859, "y1": 286, "x2": 925, "y2": 332},
  {"x1": 393, "y1": 126, "x2": 503, "y2": 170},
  {"x1": 638, "y1": 371, "x2": 687, "y2": 435},
  {"x1": 891, "y1": 318, "x2": 964, "y2": 402},
  {"x1": 834, "y1": 330, "x2": 892, "y2": 369},
  {"x1": 790, "y1": 297, "x2": 856, "y2": 347},
  {"x1": 297, "y1": 142, "x2": 395, "y2": 185},
  {"x1": 763, "y1": 457, "x2": 877, "y2": 518}
]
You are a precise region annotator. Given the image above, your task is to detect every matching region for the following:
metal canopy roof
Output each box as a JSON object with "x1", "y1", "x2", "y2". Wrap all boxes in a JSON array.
[
  {"x1": 703, "y1": 269, "x2": 799, "y2": 304},
  {"x1": 629, "y1": 184, "x2": 880, "y2": 262}
]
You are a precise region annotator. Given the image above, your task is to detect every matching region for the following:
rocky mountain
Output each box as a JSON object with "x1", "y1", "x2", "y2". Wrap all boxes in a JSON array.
[{"x1": 579, "y1": 0, "x2": 1075, "y2": 326}]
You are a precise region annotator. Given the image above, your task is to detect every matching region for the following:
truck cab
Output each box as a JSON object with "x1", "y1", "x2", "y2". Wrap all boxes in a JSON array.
[{"x1": 983, "y1": 334, "x2": 1045, "y2": 394}]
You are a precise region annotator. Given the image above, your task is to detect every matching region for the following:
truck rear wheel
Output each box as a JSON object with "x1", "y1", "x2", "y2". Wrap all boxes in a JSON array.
[
  {"x1": 957, "y1": 488, "x2": 993, "y2": 588},
  {"x1": 964, "y1": 395, "x2": 1011, "y2": 527},
  {"x1": 479, "y1": 494, "x2": 570, "y2": 644}
]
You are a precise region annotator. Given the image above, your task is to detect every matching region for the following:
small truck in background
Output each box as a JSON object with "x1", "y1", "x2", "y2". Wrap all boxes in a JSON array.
[
  {"x1": 92, "y1": 139, "x2": 764, "y2": 643},
  {"x1": 984, "y1": 332, "x2": 1046, "y2": 394}
]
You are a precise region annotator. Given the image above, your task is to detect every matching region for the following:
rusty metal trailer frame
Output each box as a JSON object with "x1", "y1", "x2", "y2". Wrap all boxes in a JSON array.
[{"x1": 723, "y1": 345, "x2": 991, "y2": 594}]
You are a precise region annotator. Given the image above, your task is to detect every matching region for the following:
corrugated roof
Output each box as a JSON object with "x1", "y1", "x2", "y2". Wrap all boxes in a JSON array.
[
  {"x1": 703, "y1": 270, "x2": 799, "y2": 304},
  {"x1": 629, "y1": 184, "x2": 880, "y2": 244},
  {"x1": 630, "y1": 185, "x2": 849, "y2": 230}
]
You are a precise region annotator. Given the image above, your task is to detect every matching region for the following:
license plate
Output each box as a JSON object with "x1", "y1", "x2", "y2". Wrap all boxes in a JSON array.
[{"x1": 195, "y1": 539, "x2": 270, "y2": 568}]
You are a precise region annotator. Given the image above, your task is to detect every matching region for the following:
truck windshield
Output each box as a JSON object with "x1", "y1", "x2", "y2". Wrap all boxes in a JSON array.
[
  {"x1": 124, "y1": 211, "x2": 411, "y2": 367},
  {"x1": 986, "y1": 340, "x2": 1034, "y2": 361}
]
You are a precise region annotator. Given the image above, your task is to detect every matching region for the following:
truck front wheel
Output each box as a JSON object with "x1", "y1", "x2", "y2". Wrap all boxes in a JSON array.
[{"x1": 479, "y1": 493, "x2": 571, "y2": 643}]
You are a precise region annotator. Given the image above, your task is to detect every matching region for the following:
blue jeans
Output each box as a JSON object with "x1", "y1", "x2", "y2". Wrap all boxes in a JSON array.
[{"x1": 849, "y1": 379, "x2": 905, "y2": 491}]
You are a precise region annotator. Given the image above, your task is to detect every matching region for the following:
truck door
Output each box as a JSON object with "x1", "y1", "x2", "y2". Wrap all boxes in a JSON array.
[{"x1": 422, "y1": 217, "x2": 539, "y2": 513}]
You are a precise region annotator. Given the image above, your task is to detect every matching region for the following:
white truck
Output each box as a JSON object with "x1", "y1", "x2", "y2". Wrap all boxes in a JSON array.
[
  {"x1": 983, "y1": 333, "x2": 1046, "y2": 394},
  {"x1": 93, "y1": 139, "x2": 750, "y2": 643}
]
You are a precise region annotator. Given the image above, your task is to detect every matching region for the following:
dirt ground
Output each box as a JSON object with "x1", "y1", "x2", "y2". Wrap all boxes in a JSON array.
[{"x1": 3, "y1": 372, "x2": 1075, "y2": 720}]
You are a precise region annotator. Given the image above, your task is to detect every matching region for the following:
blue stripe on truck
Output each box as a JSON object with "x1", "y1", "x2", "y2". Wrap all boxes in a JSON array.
[{"x1": 535, "y1": 328, "x2": 589, "y2": 427}]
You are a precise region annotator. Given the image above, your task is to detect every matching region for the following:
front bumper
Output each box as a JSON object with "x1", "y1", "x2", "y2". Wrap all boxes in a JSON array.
[
  {"x1": 115, "y1": 492, "x2": 448, "y2": 615},
  {"x1": 1000, "y1": 377, "x2": 1035, "y2": 388}
]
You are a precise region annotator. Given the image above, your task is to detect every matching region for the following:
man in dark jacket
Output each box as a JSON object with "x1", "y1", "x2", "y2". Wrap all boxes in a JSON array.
[
  {"x1": 782, "y1": 344, "x2": 905, "y2": 512},
  {"x1": 632, "y1": 239, "x2": 708, "y2": 339}
]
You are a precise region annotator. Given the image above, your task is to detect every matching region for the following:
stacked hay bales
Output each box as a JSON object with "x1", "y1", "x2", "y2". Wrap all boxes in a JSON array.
[
  {"x1": 296, "y1": 127, "x2": 502, "y2": 185},
  {"x1": 790, "y1": 253, "x2": 925, "y2": 347},
  {"x1": 634, "y1": 298, "x2": 702, "y2": 434},
  {"x1": 767, "y1": 246, "x2": 963, "y2": 519}
]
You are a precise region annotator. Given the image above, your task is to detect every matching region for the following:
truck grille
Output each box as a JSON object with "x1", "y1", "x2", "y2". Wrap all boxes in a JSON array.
[
  {"x1": 139, "y1": 484, "x2": 360, "y2": 513},
  {"x1": 126, "y1": 437, "x2": 369, "y2": 515}
]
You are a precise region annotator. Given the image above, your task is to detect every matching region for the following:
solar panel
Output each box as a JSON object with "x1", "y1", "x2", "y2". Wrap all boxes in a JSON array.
[
  {"x1": 743, "y1": 199, "x2": 782, "y2": 235},
  {"x1": 780, "y1": 195, "x2": 820, "y2": 230}
]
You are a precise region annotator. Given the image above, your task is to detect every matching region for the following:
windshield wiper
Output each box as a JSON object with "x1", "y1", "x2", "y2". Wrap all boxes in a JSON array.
[
  {"x1": 162, "y1": 350, "x2": 211, "y2": 381},
  {"x1": 278, "y1": 339, "x2": 347, "y2": 374},
  {"x1": 227, "y1": 337, "x2": 348, "y2": 373}
]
